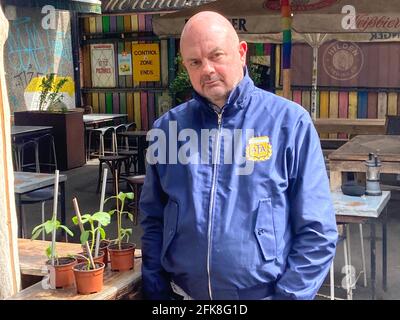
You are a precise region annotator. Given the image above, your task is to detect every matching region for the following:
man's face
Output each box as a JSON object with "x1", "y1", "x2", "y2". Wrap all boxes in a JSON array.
[{"x1": 181, "y1": 28, "x2": 247, "y2": 107}]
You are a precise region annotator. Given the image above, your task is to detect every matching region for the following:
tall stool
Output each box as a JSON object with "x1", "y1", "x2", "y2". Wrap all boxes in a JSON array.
[
  {"x1": 13, "y1": 139, "x2": 39, "y2": 172},
  {"x1": 125, "y1": 175, "x2": 145, "y2": 225},
  {"x1": 34, "y1": 133, "x2": 58, "y2": 172},
  {"x1": 87, "y1": 126, "x2": 115, "y2": 159},
  {"x1": 97, "y1": 155, "x2": 130, "y2": 194}
]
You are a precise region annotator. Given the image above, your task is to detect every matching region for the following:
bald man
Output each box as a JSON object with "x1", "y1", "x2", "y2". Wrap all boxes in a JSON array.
[{"x1": 140, "y1": 11, "x2": 338, "y2": 300}]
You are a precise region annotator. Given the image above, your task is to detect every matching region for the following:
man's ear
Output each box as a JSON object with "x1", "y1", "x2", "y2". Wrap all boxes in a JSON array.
[{"x1": 239, "y1": 41, "x2": 248, "y2": 66}]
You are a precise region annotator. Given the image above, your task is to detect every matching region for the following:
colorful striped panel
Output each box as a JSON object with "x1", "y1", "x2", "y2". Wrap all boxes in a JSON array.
[
  {"x1": 112, "y1": 93, "x2": 119, "y2": 114},
  {"x1": 338, "y1": 92, "x2": 349, "y2": 139},
  {"x1": 293, "y1": 91, "x2": 302, "y2": 105},
  {"x1": 319, "y1": 91, "x2": 329, "y2": 138},
  {"x1": 148, "y1": 92, "x2": 155, "y2": 127},
  {"x1": 348, "y1": 92, "x2": 357, "y2": 119},
  {"x1": 117, "y1": 16, "x2": 124, "y2": 32},
  {"x1": 329, "y1": 91, "x2": 338, "y2": 139},
  {"x1": 95, "y1": 16, "x2": 102, "y2": 33},
  {"x1": 134, "y1": 93, "x2": 141, "y2": 130},
  {"x1": 140, "y1": 92, "x2": 148, "y2": 131},
  {"x1": 120, "y1": 92, "x2": 127, "y2": 115},
  {"x1": 99, "y1": 93, "x2": 106, "y2": 114},
  {"x1": 124, "y1": 15, "x2": 131, "y2": 32},
  {"x1": 275, "y1": 45, "x2": 281, "y2": 89},
  {"x1": 92, "y1": 93, "x2": 99, "y2": 113},
  {"x1": 357, "y1": 91, "x2": 368, "y2": 119},
  {"x1": 102, "y1": 16, "x2": 110, "y2": 33},
  {"x1": 377, "y1": 92, "x2": 387, "y2": 119},
  {"x1": 110, "y1": 15, "x2": 117, "y2": 32},
  {"x1": 127, "y1": 93, "x2": 134, "y2": 123},
  {"x1": 388, "y1": 92, "x2": 398, "y2": 116},
  {"x1": 367, "y1": 92, "x2": 378, "y2": 118},
  {"x1": 301, "y1": 90, "x2": 310, "y2": 113},
  {"x1": 89, "y1": 17, "x2": 96, "y2": 33}
]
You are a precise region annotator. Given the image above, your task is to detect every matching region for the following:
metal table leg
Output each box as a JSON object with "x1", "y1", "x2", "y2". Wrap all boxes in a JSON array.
[
  {"x1": 60, "y1": 181, "x2": 67, "y2": 242},
  {"x1": 382, "y1": 207, "x2": 388, "y2": 292},
  {"x1": 370, "y1": 222, "x2": 376, "y2": 300}
]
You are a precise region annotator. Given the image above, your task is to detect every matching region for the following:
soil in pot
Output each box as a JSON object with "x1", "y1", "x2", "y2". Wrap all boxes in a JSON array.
[
  {"x1": 75, "y1": 250, "x2": 105, "y2": 265},
  {"x1": 46, "y1": 257, "x2": 77, "y2": 289},
  {"x1": 108, "y1": 242, "x2": 136, "y2": 272},
  {"x1": 73, "y1": 262, "x2": 105, "y2": 295},
  {"x1": 84, "y1": 239, "x2": 110, "y2": 266}
]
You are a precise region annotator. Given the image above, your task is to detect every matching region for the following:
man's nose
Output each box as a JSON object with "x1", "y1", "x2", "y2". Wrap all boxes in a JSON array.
[{"x1": 201, "y1": 60, "x2": 215, "y2": 74}]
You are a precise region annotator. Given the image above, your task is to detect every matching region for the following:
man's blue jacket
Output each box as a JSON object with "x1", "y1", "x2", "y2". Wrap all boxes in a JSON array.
[{"x1": 140, "y1": 71, "x2": 338, "y2": 300}]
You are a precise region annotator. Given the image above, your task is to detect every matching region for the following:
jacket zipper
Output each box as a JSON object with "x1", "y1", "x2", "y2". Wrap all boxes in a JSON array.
[{"x1": 207, "y1": 109, "x2": 224, "y2": 300}]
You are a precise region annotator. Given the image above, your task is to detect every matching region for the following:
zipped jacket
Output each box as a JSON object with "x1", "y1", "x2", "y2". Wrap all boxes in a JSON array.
[{"x1": 140, "y1": 71, "x2": 338, "y2": 300}]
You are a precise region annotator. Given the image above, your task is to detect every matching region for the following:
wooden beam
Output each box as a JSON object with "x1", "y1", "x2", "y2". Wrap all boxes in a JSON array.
[{"x1": 0, "y1": 5, "x2": 21, "y2": 298}]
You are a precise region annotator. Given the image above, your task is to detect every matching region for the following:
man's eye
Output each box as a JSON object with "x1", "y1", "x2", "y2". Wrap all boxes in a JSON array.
[{"x1": 190, "y1": 61, "x2": 200, "y2": 67}]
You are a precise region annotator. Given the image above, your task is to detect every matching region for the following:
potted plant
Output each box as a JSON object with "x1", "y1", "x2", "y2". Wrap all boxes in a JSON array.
[
  {"x1": 71, "y1": 207, "x2": 111, "y2": 265},
  {"x1": 169, "y1": 55, "x2": 193, "y2": 104},
  {"x1": 71, "y1": 198, "x2": 109, "y2": 295},
  {"x1": 13, "y1": 73, "x2": 85, "y2": 171},
  {"x1": 31, "y1": 171, "x2": 75, "y2": 289},
  {"x1": 105, "y1": 191, "x2": 136, "y2": 271}
]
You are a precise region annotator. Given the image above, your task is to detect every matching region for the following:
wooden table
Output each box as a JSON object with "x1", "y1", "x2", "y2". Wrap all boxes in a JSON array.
[
  {"x1": 11, "y1": 239, "x2": 142, "y2": 300},
  {"x1": 14, "y1": 172, "x2": 67, "y2": 239},
  {"x1": 83, "y1": 114, "x2": 128, "y2": 127},
  {"x1": 314, "y1": 119, "x2": 386, "y2": 135},
  {"x1": 332, "y1": 191, "x2": 390, "y2": 300},
  {"x1": 328, "y1": 135, "x2": 400, "y2": 190},
  {"x1": 11, "y1": 125, "x2": 53, "y2": 139}
]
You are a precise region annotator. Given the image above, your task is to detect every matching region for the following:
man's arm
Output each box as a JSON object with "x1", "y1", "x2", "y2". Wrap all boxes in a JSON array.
[
  {"x1": 274, "y1": 113, "x2": 338, "y2": 300},
  {"x1": 139, "y1": 162, "x2": 172, "y2": 299}
]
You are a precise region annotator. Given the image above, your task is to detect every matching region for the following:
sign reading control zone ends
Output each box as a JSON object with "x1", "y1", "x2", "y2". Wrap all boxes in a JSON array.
[{"x1": 132, "y1": 43, "x2": 161, "y2": 82}]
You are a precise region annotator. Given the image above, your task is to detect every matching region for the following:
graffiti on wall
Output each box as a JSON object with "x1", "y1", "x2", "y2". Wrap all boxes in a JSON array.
[{"x1": 5, "y1": 8, "x2": 75, "y2": 111}]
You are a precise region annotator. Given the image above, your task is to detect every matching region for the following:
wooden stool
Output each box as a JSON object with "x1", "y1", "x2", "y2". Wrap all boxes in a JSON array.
[
  {"x1": 125, "y1": 175, "x2": 145, "y2": 225},
  {"x1": 97, "y1": 155, "x2": 129, "y2": 194}
]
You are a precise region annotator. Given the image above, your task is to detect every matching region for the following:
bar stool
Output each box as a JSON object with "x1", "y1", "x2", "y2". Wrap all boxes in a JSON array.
[
  {"x1": 33, "y1": 133, "x2": 57, "y2": 172},
  {"x1": 87, "y1": 126, "x2": 115, "y2": 160},
  {"x1": 125, "y1": 175, "x2": 145, "y2": 225},
  {"x1": 97, "y1": 155, "x2": 130, "y2": 194},
  {"x1": 329, "y1": 223, "x2": 367, "y2": 300},
  {"x1": 13, "y1": 139, "x2": 39, "y2": 172}
]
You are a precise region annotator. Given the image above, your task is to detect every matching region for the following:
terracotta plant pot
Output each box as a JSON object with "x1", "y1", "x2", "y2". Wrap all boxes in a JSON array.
[
  {"x1": 84, "y1": 240, "x2": 110, "y2": 266},
  {"x1": 108, "y1": 242, "x2": 136, "y2": 272},
  {"x1": 75, "y1": 250, "x2": 105, "y2": 265},
  {"x1": 73, "y1": 262, "x2": 105, "y2": 295},
  {"x1": 46, "y1": 257, "x2": 77, "y2": 289}
]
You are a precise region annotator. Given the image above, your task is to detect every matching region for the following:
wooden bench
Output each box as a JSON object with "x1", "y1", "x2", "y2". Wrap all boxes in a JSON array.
[
  {"x1": 9, "y1": 239, "x2": 142, "y2": 300},
  {"x1": 313, "y1": 118, "x2": 387, "y2": 159}
]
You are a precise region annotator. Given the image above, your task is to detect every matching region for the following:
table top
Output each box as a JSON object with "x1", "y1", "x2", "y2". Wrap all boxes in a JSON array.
[
  {"x1": 12, "y1": 239, "x2": 142, "y2": 300},
  {"x1": 83, "y1": 113, "x2": 128, "y2": 124},
  {"x1": 11, "y1": 125, "x2": 52, "y2": 136},
  {"x1": 14, "y1": 171, "x2": 67, "y2": 194},
  {"x1": 328, "y1": 135, "x2": 400, "y2": 162},
  {"x1": 332, "y1": 190, "x2": 391, "y2": 218},
  {"x1": 18, "y1": 239, "x2": 82, "y2": 276}
]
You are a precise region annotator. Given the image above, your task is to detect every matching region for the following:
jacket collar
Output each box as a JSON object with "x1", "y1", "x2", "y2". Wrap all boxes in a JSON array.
[{"x1": 192, "y1": 66, "x2": 255, "y2": 115}]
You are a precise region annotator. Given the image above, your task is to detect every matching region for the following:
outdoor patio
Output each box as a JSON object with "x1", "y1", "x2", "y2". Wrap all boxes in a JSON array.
[{"x1": 17, "y1": 158, "x2": 400, "y2": 300}]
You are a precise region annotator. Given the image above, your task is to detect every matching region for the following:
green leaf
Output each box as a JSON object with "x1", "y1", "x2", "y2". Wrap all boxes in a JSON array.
[
  {"x1": 59, "y1": 225, "x2": 74, "y2": 237},
  {"x1": 127, "y1": 212, "x2": 134, "y2": 222},
  {"x1": 92, "y1": 211, "x2": 111, "y2": 226},
  {"x1": 108, "y1": 209, "x2": 116, "y2": 216},
  {"x1": 117, "y1": 192, "x2": 126, "y2": 203},
  {"x1": 125, "y1": 192, "x2": 134, "y2": 200},
  {"x1": 32, "y1": 223, "x2": 45, "y2": 235},
  {"x1": 44, "y1": 220, "x2": 56, "y2": 234},
  {"x1": 46, "y1": 245, "x2": 52, "y2": 259},
  {"x1": 99, "y1": 227, "x2": 106, "y2": 240},
  {"x1": 31, "y1": 228, "x2": 43, "y2": 240},
  {"x1": 72, "y1": 216, "x2": 78, "y2": 225},
  {"x1": 80, "y1": 230, "x2": 90, "y2": 244}
]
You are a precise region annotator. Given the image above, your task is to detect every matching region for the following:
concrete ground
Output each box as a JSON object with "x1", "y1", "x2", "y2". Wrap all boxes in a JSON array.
[{"x1": 20, "y1": 160, "x2": 400, "y2": 300}]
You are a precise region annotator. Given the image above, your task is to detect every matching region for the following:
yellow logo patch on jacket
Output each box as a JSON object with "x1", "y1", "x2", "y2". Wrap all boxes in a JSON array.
[{"x1": 246, "y1": 136, "x2": 272, "y2": 161}]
